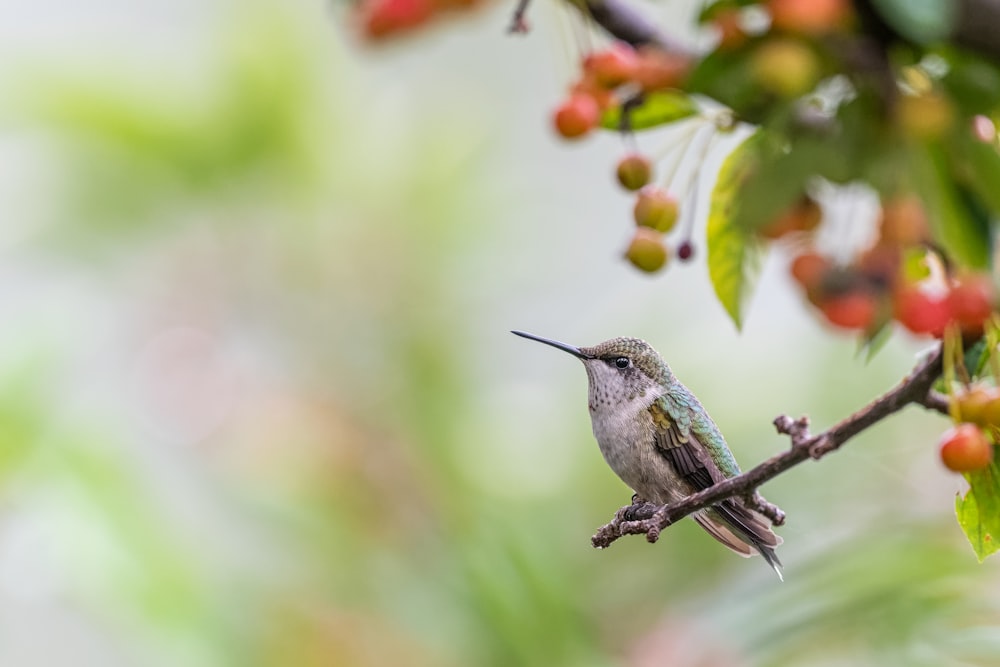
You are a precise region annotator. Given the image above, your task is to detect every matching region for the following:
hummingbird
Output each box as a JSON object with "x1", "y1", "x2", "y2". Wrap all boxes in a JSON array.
[{"x1": 512, "y1": 330, "x2": 783, "y2": 579}]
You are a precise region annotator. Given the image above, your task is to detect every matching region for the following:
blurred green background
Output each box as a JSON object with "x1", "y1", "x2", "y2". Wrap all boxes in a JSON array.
[{"x1": 0, "y1": 1, "x2": 996, "y2": 665}]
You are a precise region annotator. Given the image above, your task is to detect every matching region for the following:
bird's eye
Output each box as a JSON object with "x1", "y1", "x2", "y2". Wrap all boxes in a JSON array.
[{"x1": 614, "y1": 357, "x2": 630, "y2": 369}]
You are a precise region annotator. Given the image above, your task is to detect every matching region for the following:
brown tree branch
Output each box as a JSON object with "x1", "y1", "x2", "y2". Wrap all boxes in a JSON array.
[{"x1": 592, "y1": 346, "x2": 945, "y2": 549}]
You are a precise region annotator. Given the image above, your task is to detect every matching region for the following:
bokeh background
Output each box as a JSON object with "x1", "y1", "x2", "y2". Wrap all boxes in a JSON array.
[{"x1": 0, "y1": 0, "x2": 997, "y2": 665}]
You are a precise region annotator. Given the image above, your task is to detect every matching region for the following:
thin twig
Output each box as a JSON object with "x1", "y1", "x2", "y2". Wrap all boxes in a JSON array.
[{"x1": 592, "y1": 346, "x2": 945, "y2": 549}]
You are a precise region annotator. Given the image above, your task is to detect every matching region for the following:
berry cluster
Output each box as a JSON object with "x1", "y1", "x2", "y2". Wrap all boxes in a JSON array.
[
  {"x1": 552, "y1": 44, "x2": 692, "y2": 141},
  {"x1": 941, "y1": 388, "x2": 1000, "y2": 473},
  {"x1": 606, "y1": 155, "x2": 688, "y2": 272},
  {"x1": 787, "y1": 195, "x2": 996, "y2": 336}
]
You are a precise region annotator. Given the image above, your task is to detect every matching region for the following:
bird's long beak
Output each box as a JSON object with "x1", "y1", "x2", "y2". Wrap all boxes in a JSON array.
[{"x1": 511, "y1": 330, "x2": 590, "y2": 359}]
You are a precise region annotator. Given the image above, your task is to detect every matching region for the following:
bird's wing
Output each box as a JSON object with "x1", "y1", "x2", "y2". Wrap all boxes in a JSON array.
[
  {"x1": 648, "y1": 401, "x2": 783, "y2": 572},
  {"x1": 648, "y1": 401, "x2": 725, "y2": 491}
]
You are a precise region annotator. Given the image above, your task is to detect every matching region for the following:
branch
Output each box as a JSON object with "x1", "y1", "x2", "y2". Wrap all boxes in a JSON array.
[{"x1": 592, "y1": 345, "x2": 945, "y2": 549}]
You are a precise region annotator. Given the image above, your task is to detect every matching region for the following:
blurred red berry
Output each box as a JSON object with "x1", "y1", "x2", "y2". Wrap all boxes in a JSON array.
[
  {"x1": 894, "y1": 286, "x2": 950, "y2": 337},
  {"x1": 553, "y1": 94, "x2": 601, "y2": 139},
  {"x1": 948, "y1": 275, "x2": 994, "y2": 333},
  {"x1": 820, "y1": 291, "x2": 877, "y2": 330},
  {"x1": 939, "y1": 424, "x2": 994, "y2": 473},
  {"x1": 362, "y1": 0, "x2": 435, "y2": 39},
  {"x1": 584, "y1": 43, "x2": 639, "y2": 88},
  {"x1": 677, "y1": 241, "x2": 694, "y2": 261},
  {"x1": 790, "y1": 251, "x2": 830, "y2": 290}
]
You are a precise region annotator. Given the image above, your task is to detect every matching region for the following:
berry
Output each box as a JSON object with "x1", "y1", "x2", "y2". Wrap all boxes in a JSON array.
[
  {"x1": 939, "y1": 424, "x2": 994, "y2": 473},
  {"x1": 362, "y1": 0, "x2": 435, "y2": 39},
  {"x1": 553, "y1": 94, "x2": 600, "y2": 139},
  {"x1": 625, "y1": 228, "x2": 668, "y2": 272},
  {"x1": 633, "y1": 187, "x2": 679, "y2": 232},
  {"x1": 583, "y1": 43, "x2": 639, "y2": 88},
  {"x1": 879, "y1": 195, "x2": 929, "y2": 246},
  {"x1": 759, "y1": 196, "x2": 822, "y2": 239},
  {"x1": 984, "y1": 394, "x2": 1000, "y2": 428},
  {"x1": 632, "y1": 48, "x2": 692, "y2": 92},
  {"x1": 948, "y1": 275, "x2": 994, "y2": 333},
  {"x1": 955, "y1": 386, "x2": 998, "y2": 427},
  {"x1": 790, "y1": 251, "x2": 830, "y2": 290},
  {"x1": 677, "y1": 241, "x2": 694, "y2": 261},
  {"x1": 894, "y1": 286, "x2": 950, "y2": 337},
  {"x1": 767, "y1": 0, "x2": 851, "y2": 35},
  {"x1": 616, "y1": 154, "x2": 653, "y2": 191},
  {"x1": 750, "y1": 38, "x2": 821, "y2": 98},
  {"x1": 820, "y1": 291, "x2": 877, "y2": 330}
]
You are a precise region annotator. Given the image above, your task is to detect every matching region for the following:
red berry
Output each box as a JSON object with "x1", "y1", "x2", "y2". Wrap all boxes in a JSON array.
[
  {"x1": 948, "y1": 275, "x2": 994, "y2": 333},
  {"x1": 616, "y1": 154, "x2": 653, "y2": 191},
  {"x1": 790, "y1": 251, "x2": 830, "y2": 290},
  {"x1": 677, "y1": 241, "x2": 694, "y2": 261},
  {"x1": 820, "y1": 291, "x2": 877, "y2": 330},
  {"x1": 894, "y1": 286, "x2": 950, "y2": 337},
  {"x1": 553, "y1": 94, "x2": 600, "y2": 139},
  {"x1": 939, "y1": 424, "x2": 994, "y2": 473},
  {"x1": 361, "y1": 0, "x2": 435, "y2": 39},
  {"x1": 583, "y1": 43, "x2": 639, "y2": 88},
  {"x1": 633, "y1": 187, "x2": 679, "y2": 232}
]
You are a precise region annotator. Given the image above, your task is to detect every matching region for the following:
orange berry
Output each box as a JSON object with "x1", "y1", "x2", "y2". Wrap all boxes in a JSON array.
[
  {"x1": 939, "y1": 424, "x2": 994, "y2": 473},
  {"x1": 553, "y1": 94, "x2": 601, "y2": 139}
]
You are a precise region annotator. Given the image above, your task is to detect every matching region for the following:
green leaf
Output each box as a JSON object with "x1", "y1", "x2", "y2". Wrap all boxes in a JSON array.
[
  {"x1": 707, "y1": 133, "x2": 764, "y2": 329},
  {"x1": 600, "y1": 91, "x2": 697, "y2": 132},
  {"x1": 956, "y1": 457, "x2": 1000, "y2": 561},
  {"x1": 964, "y1": 337, "x2": 990, "y2": 380},
  {"x1": 910, "y1": 144, "x2": 991, "y2": 269},
  {"x1": 952, "y1": 130, "x2": 1000, "y2": 216}
]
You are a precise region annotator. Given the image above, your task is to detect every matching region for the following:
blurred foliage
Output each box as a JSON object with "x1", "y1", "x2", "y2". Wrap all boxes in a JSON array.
[{"x1": 0, "y1": 2, "x2": 997, "y2": 667}]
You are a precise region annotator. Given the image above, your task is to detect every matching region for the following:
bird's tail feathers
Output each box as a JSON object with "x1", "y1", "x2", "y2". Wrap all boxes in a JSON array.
[{"x1": 693, "y1": 502, "x2": 783, "y2": 580}]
